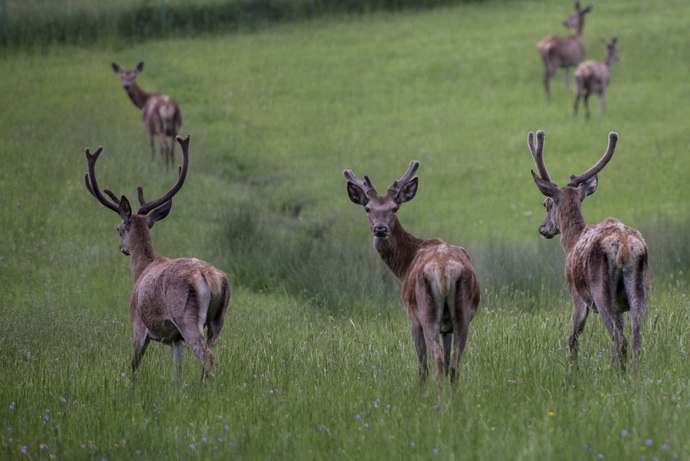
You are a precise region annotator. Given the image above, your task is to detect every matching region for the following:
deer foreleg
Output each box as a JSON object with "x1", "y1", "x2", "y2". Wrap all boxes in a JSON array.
[
  {"x1": 131, "y1": 326, "x2": 150, "y2": 377},
  {"x1": 568, "y1": 295, "x2": 589, "y2": 365},
  {"x1": 410, "y1": 320, "x2": 428, "y2": 380},
  {"x1": 583, "y1": 94, "x2": 591, "y2": 119}
]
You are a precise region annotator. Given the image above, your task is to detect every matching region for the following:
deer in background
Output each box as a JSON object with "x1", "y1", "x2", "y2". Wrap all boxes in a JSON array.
[
  {"x1": 527, "y1": 130, "x2": 648, "y2": 372},
  {"x1": 112, "y1": 62, "x2": 182, "y2": 169},
  {"x1": 538, "y1": 2, "x2": 594, "y2": 101},
  {"x1": 574, "y1": 37, "x2": 620, "y2": 118},
  {"x1": 344, "y1": 161, "x2": 480, "y2": 383},
  {"x1": 84, "y1": 135, "x2": 230, "y2": 382}
]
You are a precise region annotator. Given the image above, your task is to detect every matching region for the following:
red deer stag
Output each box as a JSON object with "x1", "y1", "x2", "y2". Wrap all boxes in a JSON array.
[
  {"x1": 527, "y1": 130, "x2": 648, "y2": 371},
  {"x1": 344, "y1": 161, "x2": 480, "y2": 382},
  {"x1": 84, "y1": 135, "x2": 230, "y2": 382},
  {"x1": 538, "y1": 2, "x2": 594, "y2": 101},
  {"x1": 112, "y1": 61, "x2": 182, "y2": 169},
  {"x1": 574, "y1": 37, "x2": 620, "y2": 119}
]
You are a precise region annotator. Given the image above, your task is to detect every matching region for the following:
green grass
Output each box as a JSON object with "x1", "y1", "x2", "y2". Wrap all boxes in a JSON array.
[{"x1": 1, "y1": 0, "x2": 689, "y2": 459}]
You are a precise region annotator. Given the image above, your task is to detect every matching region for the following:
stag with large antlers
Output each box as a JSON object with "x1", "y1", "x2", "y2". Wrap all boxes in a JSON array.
[
  {"x1": 528, "y1": 130, "x2": 648, "y2": 371},
  {"x1": 538, "y1": 2, "x2": 594, "y2": 101},
  {"x1": 344, "y1": 162, "x2": 480, "y2": 383},
  {"x1": 84, "y1": 135, "x2": 230, "y2": 382},
  {"x1": 112, "y1": 62, "x2": 182, "y2": 168}
]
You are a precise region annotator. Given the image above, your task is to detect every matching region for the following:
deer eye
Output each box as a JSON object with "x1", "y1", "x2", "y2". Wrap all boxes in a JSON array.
[{"x1": 364, "y1": 206, "x2": 371, "y2": 213}]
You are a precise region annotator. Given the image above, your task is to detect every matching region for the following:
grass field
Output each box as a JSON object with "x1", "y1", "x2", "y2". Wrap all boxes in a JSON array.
[{"x1": 1, "y1": 0, "x2": 689, "y2": 459}]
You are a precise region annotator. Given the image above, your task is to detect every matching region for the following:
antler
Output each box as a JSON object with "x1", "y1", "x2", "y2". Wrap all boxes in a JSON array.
[
  {"x1": 568, "y1": 132, "x2": 618, "y2": 187},
  {"x1": 343, "y1": 169, "x2": 378, "y2": 196},
  {"x1": 528, "y1": 130, "x2": 553, "y2": 183},
  {"x1": 84, "y1": 146, "x2": 121, "y2": 213},
  {"x1": 387, "y1": 160, "x2": 420, "y2": 196},
  {"x1": 137, "y1": 135, "x2": 191, "y2": 214}
]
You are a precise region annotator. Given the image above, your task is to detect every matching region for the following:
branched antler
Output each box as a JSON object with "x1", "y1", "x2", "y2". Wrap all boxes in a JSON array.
[
  {"x1": 84, "y1": 146, "x2": 121, "y2": 213},
  {"x1": 387, "y1": 161, "x2": 420, "y2": 196},
  {"x1": 343, "y1": 169, "x2": 378, "y2": 197},
  {"x1": 568, "y1": 132, "x2": 618, "y2": 187},
  {"x1": 528, "y1": 130, "x2": 553, "y2": 183},
  {"x1": 137, "y1": 135, "x2": 190, "y2": 214}
]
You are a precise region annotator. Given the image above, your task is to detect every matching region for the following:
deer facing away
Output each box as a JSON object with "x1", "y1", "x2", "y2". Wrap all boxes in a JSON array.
[
  {"x1": 538, "y1": 2, "x2": 594, "y2": 101},
  {"x1": 84, "y1": 135, "x2": 230, "y2": 381},
  {"x1": 112, "y1": 61, "x2": 182, "y2": 169},
  {"x1": 528, "y1": 130, "x2": 648, "y2": 371},
  {"x1": 574, "y1": 37, "x2": 620, "y2": 118},
  {"x1": 344, "y1": 161, "x2": 480, "y2": 382}
]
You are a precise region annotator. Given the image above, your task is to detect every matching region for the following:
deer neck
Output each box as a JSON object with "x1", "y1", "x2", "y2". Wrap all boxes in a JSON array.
[
  {"x1": 125, "y1": 84, "x2": 151, "y2": 110},
  {"x1": 128, "y1": 217, "x2": 157, "y2": 284},
  {"x1": 575, "y1": 18, "x2": 585, "y2": 37},
  {"x1": 374, "y1": 217, "x2": 423, "y2": 280},
  {"x1": 558, "y1": 192, "x2": 588, "y2": 254}
]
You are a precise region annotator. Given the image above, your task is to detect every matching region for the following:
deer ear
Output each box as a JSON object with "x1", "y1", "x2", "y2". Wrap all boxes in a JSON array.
[
  {"x1": 531, "y1": 171, "x2": 561, "y2": 199},
  {"x1": 396, "y1": 177, "x2": 418, "y2": 204},
  {"x1": 119, "y1": 196, "x2": 132, "y2": 222},
  {"x1": 147, "y1": 200, "x2": 172, "y2": 228},
  {"x1": 112, "y1": 62, "x2": 121, "y2": 73},
  {"x1": 577, "y1": 175, "x2": 598, "y2": 200},
  {"x1": 346, "y1": 182, "x2": 369, "y2": 206},
  {"x1": 136, "y1": 62, "x2": 144, "y2": 73}
]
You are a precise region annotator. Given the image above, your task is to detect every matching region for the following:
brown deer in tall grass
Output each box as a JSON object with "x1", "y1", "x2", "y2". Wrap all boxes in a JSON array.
[
  {"x1": 344, "y1": 161, "x2": 480, "y2": 383},
  {"x1": 84, "y1": 135, "x2": 230, "y2": 382},
  {"x1": 112, "y1": 62, "x2": 182, "y2": 169},
  {"x1": 538, "y1": 2, "x2": 594, "y2": 101},
  {"x1": 527, "y1": 130, "x2": 648, "y2": 372},
  {"x1": 574, "y1": 37, "x2": 620, "y2": 118}
]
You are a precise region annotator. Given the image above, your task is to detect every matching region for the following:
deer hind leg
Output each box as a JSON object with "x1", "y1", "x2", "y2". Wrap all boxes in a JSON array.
[
  {"x1": 583, "y1": 94, "x2": 592, "y2": 119},
  {"x1": 177, "y1": 321, "x2": 215, "y2": 381},
  {"x1": 592, "y1": 288, "x2": 628, "y2": 372},
  {"x1": 625, "y1": 272, "x2": 648, "y2": 365},
  {"x1": 598, "y1": 92, "x2": 606, "y2": 115},
  {"x1": 171, "y1": 340, "x2": 184, "y2": 383}
]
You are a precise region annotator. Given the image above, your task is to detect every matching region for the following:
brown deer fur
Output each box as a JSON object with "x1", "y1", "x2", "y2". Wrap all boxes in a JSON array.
[
  {"x1": 538, "y1": 2, "x2": 593, "y2": 101},
  {"x1": 528, "y1": 130, "x2": 648, "y2": 371},
  {"x1": 84, "y1": 135, "x2": 230, "y2": 382},
  {"x1": 112, "y1": 62, "x2": 182, "y2": 169},
  {"x1": 344, "y1": 161, "x2": 480, "y2": 382},
  {"x1": 574, "y1": 37, "x2": 620, "y2": 118}
]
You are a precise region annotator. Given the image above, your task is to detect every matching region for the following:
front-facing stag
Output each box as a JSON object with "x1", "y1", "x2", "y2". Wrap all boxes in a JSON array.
[
  {"x1": 574, "y1": 37, "x2": 620, "y2": 119},
  {"x1": 528, "y1": 130, "x2": 648, "y2": 371},
  {"x1": 84, "y1": 135, "x2": 230, "y2": 381},
  {"x1": 112, "y1": 62, "x2": 182, "y2": 169},
  {"x1": 344, "y1": 161, "x2": 480, "y2": 382}
]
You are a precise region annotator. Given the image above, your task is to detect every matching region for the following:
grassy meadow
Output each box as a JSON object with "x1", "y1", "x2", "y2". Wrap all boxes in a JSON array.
[{"x1": 1, "y1": 0, "x2": 689, "y2": 459}]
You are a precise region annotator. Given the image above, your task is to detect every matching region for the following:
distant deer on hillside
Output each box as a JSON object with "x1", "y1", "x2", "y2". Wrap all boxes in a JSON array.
[
  {"x1": 344, "y1": 161, "x2": 480, "y2": 383},
  {"x1": 84, "y1": 135, "x2": 230, "y2": 382},
  {"x1": 574, "y1": 37, "x2": 620, "y2": 118},
  {"x1": 527, "y1": 130, "x2": 648, "y2": 372},
  {"x1": 538, "y1": 2, "x2": 594, "y2": 101},
  {"x1": 112, "y1": 61, "x2": 182, "y2": 169}
]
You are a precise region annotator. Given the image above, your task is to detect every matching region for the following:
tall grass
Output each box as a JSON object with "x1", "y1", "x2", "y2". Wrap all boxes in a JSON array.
[{"x1": 0, "y1": 0, "x2": 688, "y2": 459}]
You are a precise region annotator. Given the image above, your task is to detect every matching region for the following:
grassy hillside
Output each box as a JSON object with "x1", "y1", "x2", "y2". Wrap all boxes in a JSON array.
[{"x1": 0, "y1": 0, "x2": 688, "y2": 459}]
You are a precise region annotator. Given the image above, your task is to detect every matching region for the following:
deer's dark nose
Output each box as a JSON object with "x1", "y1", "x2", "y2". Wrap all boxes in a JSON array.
[{"x1": 373, "y1": 226, "x2": 388, "y2": 238}]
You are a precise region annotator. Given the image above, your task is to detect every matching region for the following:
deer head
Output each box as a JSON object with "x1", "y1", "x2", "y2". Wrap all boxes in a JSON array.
[
  {"x1": 84, "y1": 135, "x2": 190, "y2": 255},
  {"x1": 528, "y1": 130, "x2": 618, "y2": 238},
  {"x1": 112, "y1": 61, "x2": 144, "y2": 94},
  {"x1": 343, "y1": 161, "x2": 420, "y2": 239},
  {"x1": 602, "y1": 36, "x2": 620, "y2": 66},
  {"x1": 564, "y1": 2, "x2": 593, "y2": 30}
]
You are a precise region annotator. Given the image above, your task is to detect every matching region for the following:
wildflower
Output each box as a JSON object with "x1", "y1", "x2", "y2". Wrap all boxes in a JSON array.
[
  {"x1": 281, "y1": 359, "x2": 286, "y2": 364},
  {"x1": 9, "y1": 402, "x2": 15, "y2": 410},
  {"x1": 224, "y1": 425, "x2": 230, "y2": 432},
  {"x1": 548, "y1": 411, "x2": 555, "y2": 417},
  {"x1": 201, "y1": 437, "x2": 207, "y2": 443},
  {"x1": 189, "y1": 443, "x2": 196, "y2": 449},
  {"x1": 121, "y1": 372, "x2": 126, "y2": 377},
  {"x1": 40, "y1": 444, "x2": 48, "y2": 450},
  {"x1": 661, "y1": 444, "x2": 668, "y2": 451},
  {"x1": 583, "y1": 444, "x2": 590, "y2": 450},
  {"x1": 621, "y1": 429, "x2": 628, "y2": 436},
  {"x1": 20, "y1": 446, "x2": 28, "y2": 454},
  {"x1": 135, "y1": 450, "x2": 142, "y2": 455},
  {"x1": 60, "y1": 397, "x2": 67, "y2": 403},
  {"x1": 410, "y1": 442, "x2": 416, "y2": 447},
  {"x1": 433, "y1": 449, "x2": 439, "y2": 454}
]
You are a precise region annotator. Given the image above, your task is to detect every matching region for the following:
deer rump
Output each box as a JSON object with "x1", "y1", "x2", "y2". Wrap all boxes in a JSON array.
[
  {"x1": 401, "y1": 243, "x2": 479, "y2": 331},
  {"x1": 131, "y1": 257, "x2": 229, "y2": 343},
  {"x1": 566, "y1": 218, "x2": 647, "y2": 313}
]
